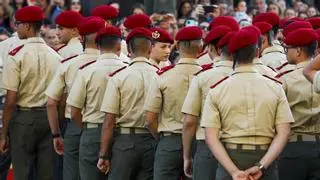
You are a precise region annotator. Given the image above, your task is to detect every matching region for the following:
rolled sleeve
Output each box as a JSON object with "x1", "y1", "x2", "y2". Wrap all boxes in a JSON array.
[
  {"x1": 100, "y1": 77, "x2": 120, "y2": 115},
  {"x1": 66, "y1": 71, "x2": 86, "y2": 109},
  {"x1": 181, "y1": 76, "x2": 202, "y2": 116},
  {"x1": 2, "y1": 56, "x2": 19, "y2": 92},
  {"x1": 200, "y1": 91, "x2": 221, "y2": 129},
  {"x1": 143, "y1": 76, "x2": 162, "y2": 113},
  {"x1": 275, "y1": 88, "x2": 295, "y2": 125}
]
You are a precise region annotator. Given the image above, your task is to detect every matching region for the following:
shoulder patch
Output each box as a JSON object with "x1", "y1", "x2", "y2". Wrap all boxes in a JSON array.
[
  {"x1": 275, "y1": 69, "x2": 294, "y2": 78},
  {"x1": 262, "y1": 75, "x2": 282, "y2": 84},
  {"x1": 275, "y1": 62, "x2": 288, "y2": 71},
  {"x1": 61, "y1": 54, "x2": 78, "y2": 64},
  {"x1": 79, "y1": 60, "x2": 96, "y2": 70},
  {"x1": 8, "y1": 45, "x2": 24, "y2": 56},
  {"x1": 109, "y1": 66, "x2": 127, "y2": 77},
  {"x1": 55, "y1": 44, "x2": 67, "y2": 52},
  {"x1": 157, "y1": 65, "x2": 175, "y2": 75},
  {"x1": 197, "y1": 50, "x2": 208, "y2": 59},
  {"x1": 194, "y1": 63, "x2": 213, "y2": 75},
  {"x1": 210, "y1": 76, "x2": 229, "y2": 89},
  {"x1": 267, "y1": 65, "x2": 276, "y2": 72}
]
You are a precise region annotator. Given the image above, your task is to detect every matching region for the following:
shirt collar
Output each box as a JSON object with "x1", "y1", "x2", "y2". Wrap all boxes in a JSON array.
[
  {"x1": 98, "y1": 53, "x2": 120, "y2": 61},
  {"x1": 296, "y1": 61, "x2": 310, "y2": 69},
  {"x1": 149, "y1": 59, "x2": 159, "y2": 67},
  {"x1": 177, "y1": 58, "x2": 198, "y2": 65},
  {"x1": 214, "y1": 60, "x2": 233, "y2": 67},
  {"x1": 27, "y1": 37, "x2": 45, "y2": 44},
  {"x1": 232, "y1": 65, "x2": 258, "y2": 75},
  {"x1": 261, "y1": 45, "x2": 282, "y2": 56},
  {"x1": 253, "y1": 58, "x2": 263, "y2": 64},
  {"x1": 130, "y1": 57, "x2": 150, "y2": 65},
  {"x1": 68, "y1": 37, "x2": 81, "y2": 45},
  {"x1": 84, "y1": 48, "x2": 100, "y2": 55}
]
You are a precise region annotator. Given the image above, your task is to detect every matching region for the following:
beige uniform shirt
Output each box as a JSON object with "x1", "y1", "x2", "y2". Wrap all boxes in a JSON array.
[
  {"x1": 197, "y1": 53, "x2": 212, "y2": 66},
  {"x1": 201, "y1": 66, "x2": 294, "y2": 145},
  {"x1": 56, "y1": 37, "x2": 83, "y2": 59},
  {"x1": 253, "y1": 58, "x2": 277, "y2": 77},
  {"x1": 67, "y1": 53, "x2": 125, "y2": 124},
  {"x1": 313, "y1": 71, "x2": 320, "y2": 93},
  {"x1": 280, "y1": 61, "x2": 320, "y2": 134},
  {"x1": 182, "y1": 60, "x2": 233, "y2": 139},
  {"x1": 149, "y1": 59, "x2": 161, "y2": 70},
  {"x1": 45, "y1": 48, "x2": 100, "y2": 118},
  {"x1": 261, "y1": 45, "x2": 287, "y2": 69},
  {"x1": 144, "y1": 58, "x2": 201, "y2": 133},
  {"x1": 149, "y1": 59, "x2": 171, "y2": 69},
  {"x1": 2, "y1": 37, "x2": 62, "y2": 107},
  {"x1": 100, "y1": 57, "x2": 158, "y2": 127}
]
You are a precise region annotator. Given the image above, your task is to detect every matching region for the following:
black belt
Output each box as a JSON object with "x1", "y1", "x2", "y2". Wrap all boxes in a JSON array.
[{"x1": 17, "y1": 106, "x2": 46, "y2": 111}]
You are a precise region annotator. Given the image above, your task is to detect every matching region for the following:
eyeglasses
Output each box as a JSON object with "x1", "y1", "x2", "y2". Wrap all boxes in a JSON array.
[
  {"x1": 283, "y1": 45, "x2": 297, "y2": 53},
  {"x1": 14, "y1": 21, "x2": 23, "y2": 27}
]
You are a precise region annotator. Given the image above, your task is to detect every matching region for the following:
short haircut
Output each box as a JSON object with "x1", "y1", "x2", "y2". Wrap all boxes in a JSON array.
[
  {"x1": 178, "y1": 39, "x2": 202, "y2": 54},
  {"x1": 232, "y1": 44, "x2": 257, "y2": 64},
  {"x1": 266, "y1": 30, "x2": 274, "y2": 46},
  {"x1": 29, "y1": 21, "x2": 43, "y2": 33},
  {"x1": 128, "y1": 37, "x2": 152, "y2": 54},
  {"x1": 221, "y1": 45, "x2": 229, "y2": 55},
  {"x1": 301, "y1": 40, "x2": 317, "y2": 58},
  {"x1": 97, "y1": 36, "x2": 121, "y2": 50}
]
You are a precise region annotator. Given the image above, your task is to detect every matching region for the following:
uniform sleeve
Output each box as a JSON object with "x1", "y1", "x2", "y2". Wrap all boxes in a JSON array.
[
  {"x1": 200, "y1": 91, "x2": 221, "y2": 129},
  {"x1": 45, "y1": 66, "x2": 65, "y2": 100},
  {"x1": 281, "y1": 77, "x2": 288, "y2": 95},
  {"x1": 275, "y1": 87, "x2": 295, "y2": 125},
  {"x1": 2, "y1": 56, "x2": 20, "y2": 91},
  {"x1": 143, "y1": 76, "x2": 163, "y2": 113},
  {"x1": 181, "y1": 76, "x2": 202, "y2": 116},
  {"x1": 66, "y1": 70, "x2": 87, "y2": 109},
  {"x1": 313, "y1": 71, "x2": 320, "y2": 93},
  {"x1": 100, "y1": 77, "x2": 120, "y2": 114}
]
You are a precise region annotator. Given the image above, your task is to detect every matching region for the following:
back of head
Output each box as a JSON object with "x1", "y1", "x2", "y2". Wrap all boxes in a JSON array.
[{"x1": 126, "y1": 27, "x2": 153, "y2": 57}]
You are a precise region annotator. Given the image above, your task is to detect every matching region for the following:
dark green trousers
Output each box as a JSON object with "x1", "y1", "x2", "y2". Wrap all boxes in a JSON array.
[
  {"x1": 63, "y1": 119, "x2": 81, "y2": 180},
  {"x1": 108, "y1": 133, "x2": 157, "y2": 180},
  {"x1": 278, "y1": 141, "x2": 320, "y2": 180},
  {"x1": 193, "y1": 140, "x2": 218, "y2": 180},
  {"x1": 215, "y1": 149, "x2": 278, "y2": 180},
  {"x1": 79, "y1": 125, "x2": 107, "y2": 180},
  {"x1": 10, "y1": 110, "x2": 54, "y2": 180},
  {"x1": 154, "y1": 135, "x2": 191, "y2": 180}
]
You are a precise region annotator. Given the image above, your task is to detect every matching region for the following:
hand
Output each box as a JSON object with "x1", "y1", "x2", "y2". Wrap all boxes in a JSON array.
[
  {"x1": 97, "y1": 158, "x2": 110, "y2": 175},
  {"x1": 231, "y1": 170, "x2": 249, "y2": 180},
  {"x1": 53, "y1": 137, "x2": 64, "y2": 155},
  {"x1": 245, "y1": 166, "x2": 263, "y2": 180},
  {"x1": 0, "y1": 136, "x2": 9, "y2": 154},
  {"x1": 183, "y1": 158, "x2": 192, "y2": 178}
]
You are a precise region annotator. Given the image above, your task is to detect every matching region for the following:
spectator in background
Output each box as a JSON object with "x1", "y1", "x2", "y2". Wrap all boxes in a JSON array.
[
  {"x1": 284, "y1": 8, "x2": 297, "y2": 19},
  {"x1": 0, "y1": 3, "x2": 12, "y2": 33},
  {"x1": 218, "y1": 0, "x2": 229, "y2": 16},
  {"x1": 46, "y1": 0, "x2": 66, "y2": 24},
  {"x1": 267, "y1": 2, "x2": 282, "y2": 17},
  {"x1": 277, "y1": 0, "x2": 286, "y2": 14},
  {"x1": 10, "y1": 0, "x2": 28, "y2": 12},
  {"x1": 131, "y1": 3, "x2": 146, "y2": 15},
  {"x1": 0, "y1": 27, "x2": 10, "y2": 41},
  {"x1": 252, "y1": 0, "x2": 267, "y2": 13},
  {"x1": 298, "y1": 11, "x2": 308, "y2": 19},
  {"x1": 108, "y1": 1, "x2": 120, "y2": 12},
  {"x1": 177, "y1": 1, "x2": 193, "y2": 20},
  {"x1": 42, "y1": 26, "x2": 60, "y2": 49},
  {"x1": 234, "y1": 0, "x2": 251, "y2": 23},
  {"x1": 307, "y1": 6, "x2": 319, "y2": 17},
  {"x1": 66, "y1": 0, "x2": 83, "y2": 15}
]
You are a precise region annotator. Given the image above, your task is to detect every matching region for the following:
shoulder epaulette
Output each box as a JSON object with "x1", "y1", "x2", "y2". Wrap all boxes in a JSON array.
[
  {"x1": 267, "y1": 65, "x2": 276, "y2": 72},
  {"x1": 275, "y1": 69, "x2": 294, "y2": 78},
  {"x1": 152, "y1": 64, "x2": 160, "y2": 70},
  {"x1": 8, "y1": 45, "x2": 24, "y2": 56},
  {"x1": 123, "y1": 61, "x2": 129, "y2": 65},
  {"x1": 109, "y1": 66, "x2": 127, "y2": 77},
  {"x1": 55, "y1": 44, "x2": 67, "y2": 52},
  {"x1": 262, "y1": 75, "x2": 282, "y2": 84},
  {"x1": 197, "y1": 50, "x2": 208, "y2": 59},
  {"x1": 157, "y1": 65, "x2": 175, "y2": 75},
  {"x1": 275, "y1": 62, "x2": 288, "y2": 71},
  {"x1": 61, "y1": 54, "x2": 78, "y2": 64},
  {"x1": 194, "y1": 63, "x2": 213, "y2": 75},
  {"x1": 79, "y1": 60, "x2": 96, "y2": 70},
  {"x1": 210, "y1": 76, "x2": 229, "y2": 89}
]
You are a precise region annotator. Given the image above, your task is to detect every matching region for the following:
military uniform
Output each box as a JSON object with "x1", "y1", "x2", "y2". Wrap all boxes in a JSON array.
[
  {"x1": 277, "y1": 61, "x2": 320, "y2": 180},
  {"x1": 201, "y1": 66, "x2": 294, "y2": 180},
  {"x1": 55, "y1": 37, "x2": 83, "y2": 59},
  {"x1": 260, "y1": 45, "x2": 287, "y2": 69},
  {"x1": 3, "y1": 36, "x2": 61, "y2": 180},
  {"x1": 45, "y1": 48, "x2": 100, "y2": 180},
  {"x1": 181, "y1": 60, "x2": 233, "y2": 180},
  {"x1": 197, "y1": 52, "x2": 212, "y2": 66},
  {"x1": 253, "y1": 58, "x2": 277, "y2": 77},
  {"x1": 275, "y1": 62, "x2": 296, "y2": 73}
]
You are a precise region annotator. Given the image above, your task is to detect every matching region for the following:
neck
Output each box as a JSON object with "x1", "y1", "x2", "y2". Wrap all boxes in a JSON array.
[
  {"x1": 295, "y1": 58, "x2": 310, "y2": 64},
  {"x1": 180, "y1": 53, "x2": 197, "y2": 59},
  {"x1": 150, "y1": 56, "x2": 161, "y2": 64},
  {"x1": 235, "y1": 61, "x2": 253, "y2": 68},
  {"x1": 131, "y1": 53, "x2": 149, "y2": 59},
  {"x1": 26, "y1": 33, "x2": 39, "y2": 39},
  {"x1": 101, "y1": 50, "x2": 116, "y2": 54},
  {"x1": 85, "y1": 42, "x2": 97, "y2": 49}
]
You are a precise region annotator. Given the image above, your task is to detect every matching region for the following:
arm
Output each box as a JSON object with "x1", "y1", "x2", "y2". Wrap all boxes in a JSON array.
[
  {"x1": 70, "y1": 106, "x2": 82, "y2": 128},
  {"x1": 1, "y1": 90, "x2": 16, "y2": 138},
  {"x1": 182, "y1": 114, "x2": 197, "y2": 160},
  {"x1": 58, "y1": 93, "x2": 67, "y2": 121},
  {"x1": 303, "y1": 55, "x2": 320, "y2": 83},
  {"x1": 145, "y1": 111, "x2": 159, "y2": 140},
  {"x1": 47, "y1": 97, "x2": 61, "y2": 135}
]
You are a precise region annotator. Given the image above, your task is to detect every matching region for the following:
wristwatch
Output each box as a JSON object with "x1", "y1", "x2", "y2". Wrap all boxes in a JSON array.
[{"x1": 255, "y1": 162, "x2": 266, "y2": 174}]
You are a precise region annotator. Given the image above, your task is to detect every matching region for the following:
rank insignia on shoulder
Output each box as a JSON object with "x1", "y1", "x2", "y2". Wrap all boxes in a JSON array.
[
  {"x1": 194, "y1": 63, "x2": 214, "y2": 75},
  {"x1": 157, "y1": 65, "x2": 175, "y2": 75},
  {"x1": 79, "y1": 60, "x2": 96, "y2": 70},
  {"x1": 109, "y1": 66, "x2": 127, "y2": 77},
  {"x1": 8, "y1": 45, "x2": 24, "y2": 56},
  {"x1": 61, "y1": 54, "x2": 78, "y2": 64},
  {"x1": 262, "y1": 75, "x2": 282, "y2": 84},
  {"x1": 210, "y1": 76, "x2": 229, "y2": 89},
  {"x1": 275, "y1": 69, "x2": 294, "y2": 78}
]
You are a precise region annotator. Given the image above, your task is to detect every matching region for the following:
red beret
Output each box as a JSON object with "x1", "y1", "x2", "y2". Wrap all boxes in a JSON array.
[
  {"x1": 253, "y1": 12, "x2": 280, "y2": 27},
  {"x1": 150, "y1": 28, "x2": 174, "y2": 44},
  {"x1": 315, "y1": 29, "x2": 320, "y2": 44},
  {"x1": 242, "y1": 25, "x2": 261, "y2": 37},
  {"x1": 95, "y1": 25, "x2": 122, "y2": 43},
  {"x1": 15, "y1": 6, "x2": 44, "y2": 22},
  {"x1": 175, "y1": 26, "x2": 203, "y2": 41},
  {"x1": 217, "y1": 32, "x2": 236, "y2": 48},
  {"x1": 253, "y1": 22, "x2": 272, "y2": 34},
  {"x1": 284, "y1": 28, "x2": 318, "y2": 46},
  {"x1": 228, "y1": 29, "x2": 258, "y2": 54},
  {"x1": 279, "y1": 19, "x2": 288, "y2": 29},
  {"x1": 204, "y1": 25, "x2": 232, "y2": 44},
  {"x1": 290, "y1": 17, "x2": 305, "y2": 22},
  {"x1": 307, "y1": 17, "x2": 320, "y2": 30},
  {"x1": 91, "y1": 5, "x2": 119, "y2": 20},
  {"x1": 124, "y1": 14, "x2": 152, "y2": 30},
  {"x1": 283, "y1": 21, "x2": 312, "y2": 37},
  {"x1": 55, "y1": 11, "x2": 83, "y2": 28},
  {"x1": 126, "y1": 27, "x2": 152, "y2": 44},
  {"x1": 78, "y1": 17, "x2": 106, "y2": 36},
  {"x1": 209, "y1": 16, "x2": 239, "y2": 31}
]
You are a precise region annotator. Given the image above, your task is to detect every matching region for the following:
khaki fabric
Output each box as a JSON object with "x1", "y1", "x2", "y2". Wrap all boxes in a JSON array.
[
  {"x1": 253, "y1": 58, "x2": 277, "y2": 77},
  {"x1": 57, "y1": 37, "x2": 83, "y2": 59},
  {"x1": 144, "y1": 58, "x2": 201, "y2": 133},
  {"x1": 2, "y1": 37, "x2": 62, "y2": 107},
  {"x1": 201, "y1": 66, "x2": 294, "y2": 145},
  {"x1": 261, "y1": 45, "x2": 287, "y2": 69},
  {"x1": 280, "y1": 61, "x2": 320, "y2": 134},
  {"x1": 67, "y1": 53, "x2": 125, "y2": 124},
  {"x1": 100, "y1": 57, "x2": 158, "y2": 127},
  {"x1": 197, "y1": 53, "x2": 212, "y2": 66},
  {"x1": 182, "y1": 60, "x2": 233, "y2": 139}
]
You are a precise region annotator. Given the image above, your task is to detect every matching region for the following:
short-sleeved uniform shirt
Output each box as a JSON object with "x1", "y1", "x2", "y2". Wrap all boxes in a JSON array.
[
  {"x1": 67, "y1": 53, "x2": 125, "y2": 124},
  {"x1": 2, "y1": 37, "x2": 62, "y2": 107},
  {"x1": 100, "y1": 57, "x2": 158, "y2": 128},
  {"x1": 182, "y1": 60, "x2": 233, "y2": 139},
  {"x1": 253, "y1": 58, "x2": 277, "y2": 77},
  {"x1": 279, "y1": 61, "x2": 320, "y2": 134},
  {"x1": 56, "y1": 37, "x2": 83, "y2": 59},
  {"x1": 261, "y1": 45, "x2": 287, "y2": 69},
  {"x1": 197, "y1": 52, "x2": 212, "y2": 66},
  {"x1": 201, "y1": 66, "x2": 294, "y2": 145},
  {"x1": 144, "y1": 58, "x2": 201, "y2": 133},
  {"x1": 45, "y1": 48, "x2": 100, "y2": 118}
]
